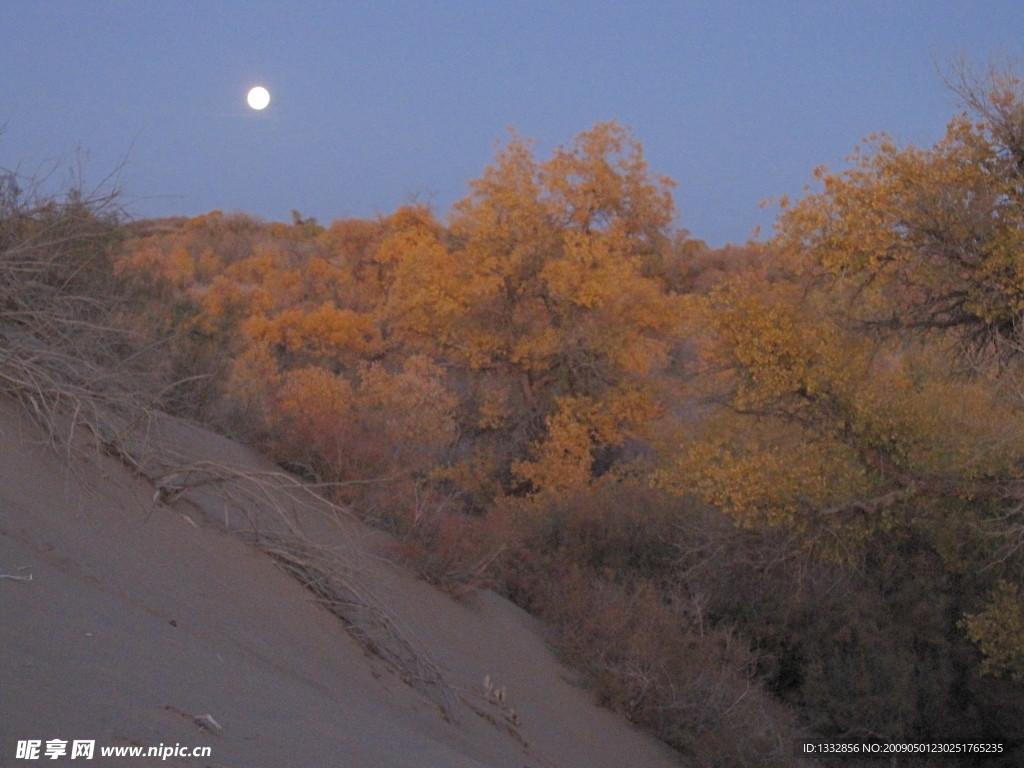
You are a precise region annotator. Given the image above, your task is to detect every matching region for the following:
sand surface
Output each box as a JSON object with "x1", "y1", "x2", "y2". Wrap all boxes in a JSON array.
[{"x1": 0, "y1": 399, "x2": 685, "y2": 767}]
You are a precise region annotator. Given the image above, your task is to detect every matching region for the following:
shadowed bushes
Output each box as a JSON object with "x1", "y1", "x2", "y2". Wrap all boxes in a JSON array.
[{"x1": 389, "y1": 482, "x2": 812, "y2": 764}]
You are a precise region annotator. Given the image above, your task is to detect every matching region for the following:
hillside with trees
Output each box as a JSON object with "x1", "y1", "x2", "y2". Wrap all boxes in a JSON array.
[{"x1": 9, "y1": 66, "x2": 1024, "y2": 766}]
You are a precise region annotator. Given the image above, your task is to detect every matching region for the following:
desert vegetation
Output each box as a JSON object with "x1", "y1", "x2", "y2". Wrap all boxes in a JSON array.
[{"x1": 8, "y1": 64, "x2": 1024, "y2": 766}]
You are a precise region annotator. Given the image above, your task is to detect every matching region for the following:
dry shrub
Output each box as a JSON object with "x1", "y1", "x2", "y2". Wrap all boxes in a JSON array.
[
  {"x1": 0, "y1": 167, "x2": 170, "y2": 453},
  {"x1": 390, "y1": 502, "x2": 512, "y2": 595},
  {"x1": 415, "y1": 486, "x2": 814, "y2": 765},
  {"x1": 532, "y1": 566, "x2": 805, "y2": 767},
  {"x1": 523, "y1": 481, "x2": 677, "y2": 575},
  {"x1": 132, "y1": 449, "x2": 457, "y2": 717}
]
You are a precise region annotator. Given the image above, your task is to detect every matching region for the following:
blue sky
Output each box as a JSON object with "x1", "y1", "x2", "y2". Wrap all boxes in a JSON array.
[{"x1": 1, "y1": 2, "x2": 1022, "y2": 246}]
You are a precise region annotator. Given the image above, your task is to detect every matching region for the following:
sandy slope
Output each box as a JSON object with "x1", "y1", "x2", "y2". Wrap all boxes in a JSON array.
[{"x1": 0, "y1": 399, "x2": 685, "y2": 768}]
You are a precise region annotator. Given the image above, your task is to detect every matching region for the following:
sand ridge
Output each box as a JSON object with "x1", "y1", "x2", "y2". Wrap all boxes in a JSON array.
[{"x1": 0, "y1": 398, "x2": 685, "y2": 767}]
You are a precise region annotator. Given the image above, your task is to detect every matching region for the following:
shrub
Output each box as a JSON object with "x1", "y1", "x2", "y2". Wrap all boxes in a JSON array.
[
  {"x1": 529, "y1": 565, "x2": 805, "y2": 767},
  {"x1": 0, "y1": 166, "x2": 163, "y2": 447}
]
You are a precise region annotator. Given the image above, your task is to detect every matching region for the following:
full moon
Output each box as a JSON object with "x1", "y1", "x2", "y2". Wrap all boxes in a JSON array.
[{"x1": 246, "y1": 86, "x2": 270, "y2": 110}]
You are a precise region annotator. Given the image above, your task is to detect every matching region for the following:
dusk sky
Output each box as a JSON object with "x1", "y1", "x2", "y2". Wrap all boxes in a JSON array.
[{"x1": 2, "y1": 2, "x2": 1022, "y2": 246}]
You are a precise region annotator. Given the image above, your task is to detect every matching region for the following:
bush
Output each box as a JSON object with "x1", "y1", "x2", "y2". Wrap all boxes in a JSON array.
[
  {"x1": 436, "y1": 485, "x2": 814, "y2": 766},
  {"x1": 522, "y1": 564, "x2": 804, "y2": 767},
  {"x1": 0, "y1": 167, "x2": 163, "y2": 447}
]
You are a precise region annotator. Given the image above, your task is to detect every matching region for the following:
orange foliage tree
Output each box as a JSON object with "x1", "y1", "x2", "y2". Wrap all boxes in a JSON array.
[{"x1": 378, "y1": 122, "x2": 689, "y2": 498}]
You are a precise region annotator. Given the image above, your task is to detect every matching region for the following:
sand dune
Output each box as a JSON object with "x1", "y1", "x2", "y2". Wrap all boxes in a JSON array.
[{"x1": 0, "y1": 398, "x2": 685, "y2": 767}]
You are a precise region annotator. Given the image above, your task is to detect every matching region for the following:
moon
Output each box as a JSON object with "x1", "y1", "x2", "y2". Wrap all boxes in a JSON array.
[{"x1": 246, "y1": 86, "x2": 270, "y2": 110}]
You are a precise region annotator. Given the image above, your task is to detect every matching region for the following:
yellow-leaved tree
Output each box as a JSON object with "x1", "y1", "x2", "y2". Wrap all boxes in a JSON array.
[
  {"x1": 670, "y1": 66, "x2": 1024, "y2": 684},
  {"x1": 379, "y1": 122, "x2": 687, "y2": 498}
]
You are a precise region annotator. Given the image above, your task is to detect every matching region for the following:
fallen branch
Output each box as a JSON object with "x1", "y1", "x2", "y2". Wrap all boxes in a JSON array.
[{"x1": 140, "y1": 451, "x2": 457, "y2": 718}]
